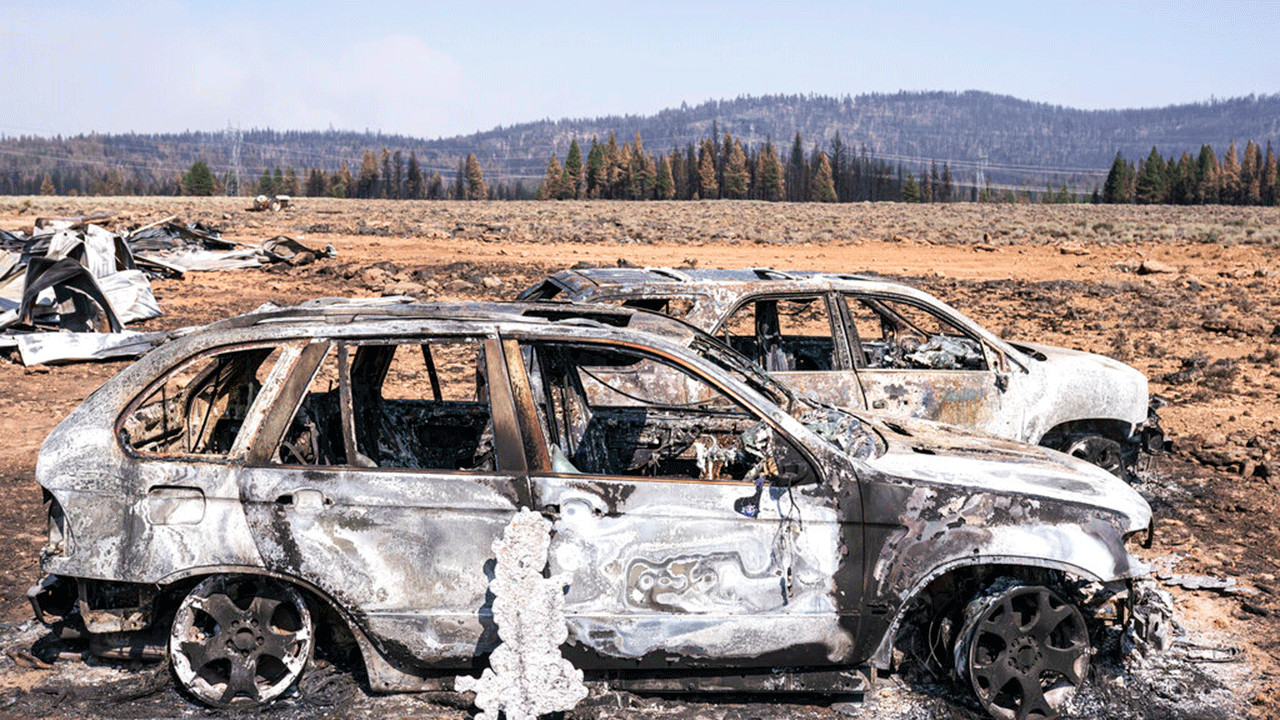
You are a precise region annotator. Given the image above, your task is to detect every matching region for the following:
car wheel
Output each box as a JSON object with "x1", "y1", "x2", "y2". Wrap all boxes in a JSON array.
[
  {"x1": 170, "y1": 575, "x2": 313, "y2": 708},
  {"x1": 954, "y1": 583, "x2": 1089, "y2": 720},
  {"x1": 1063, "y1": 434, "x2": 1124, "y2": 476}
]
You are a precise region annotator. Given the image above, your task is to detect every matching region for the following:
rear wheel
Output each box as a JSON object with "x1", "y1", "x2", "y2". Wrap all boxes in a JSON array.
[
  {"x1": 169, "y1": 575, "x2": 313, "y2": 708},
  {"x1": 954, "y1": 583, "x2": 1090, "y2": 720}
]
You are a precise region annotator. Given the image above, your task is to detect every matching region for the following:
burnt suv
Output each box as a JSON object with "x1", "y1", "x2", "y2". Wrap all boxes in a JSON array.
[
  {"x1": 31, "y1": 298, "x2": 1162, "y2": 718},
  {"x1": 519, "y1": 267, "x2": 1165, "y2": 476}
]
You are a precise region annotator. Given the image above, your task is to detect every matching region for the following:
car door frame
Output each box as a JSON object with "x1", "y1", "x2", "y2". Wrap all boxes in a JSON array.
[{"x1": 497, "y1": 330, "x2": 862, "y2": 670}]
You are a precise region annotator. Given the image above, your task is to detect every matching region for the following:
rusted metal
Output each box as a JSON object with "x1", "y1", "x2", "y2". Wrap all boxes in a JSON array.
[{"x1": 31, "y1": 299, "x2": 1162, "y2": 715}]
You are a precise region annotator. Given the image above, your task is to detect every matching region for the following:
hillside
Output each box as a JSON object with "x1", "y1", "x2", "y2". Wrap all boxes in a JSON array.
[{"x1": 3, "y1": 91, "x2": 1279, "y2": 196}]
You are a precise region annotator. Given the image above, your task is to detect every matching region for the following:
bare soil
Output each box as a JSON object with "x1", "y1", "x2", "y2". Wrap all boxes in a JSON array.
[{"x1": 0, "y1": 197, "x2": 1277, "y2": 719}]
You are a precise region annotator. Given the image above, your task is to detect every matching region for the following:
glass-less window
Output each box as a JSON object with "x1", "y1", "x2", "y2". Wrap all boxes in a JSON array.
[
  {"x1": 523, "y1": 341, "x2": 813, "y2": 484},
  {"x1": 122, "y1": 345, "x2": 284, "y2": 456},
  {"x1": 720, "y1": 296, "x2": 836, "y2": 372},
  {"x1": 844, "y1": 295, "x2": 987, "y2": 371},
  {"x1": 274, "y1": 339, "x2": 495, "y2": 471}
]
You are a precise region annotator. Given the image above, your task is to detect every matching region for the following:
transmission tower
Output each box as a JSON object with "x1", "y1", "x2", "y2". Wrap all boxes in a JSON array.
[
  {"x1": 224, "y1": 123, "x2": 244, "y2": 196},
  {"x1": 975, "y1": 151, "x2": 989, "y2": 194}
]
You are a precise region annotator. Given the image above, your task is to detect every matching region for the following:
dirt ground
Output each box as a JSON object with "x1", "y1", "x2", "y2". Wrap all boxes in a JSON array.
[{"x1": 0, "y1": 197, "x2": 1277, "y2": 719}]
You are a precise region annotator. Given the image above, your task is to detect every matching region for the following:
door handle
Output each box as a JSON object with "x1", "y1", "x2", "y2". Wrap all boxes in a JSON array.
[
  {"x1": 871, "y1": 399, "x2": 887, "y2": 409},
  {"x1": 275, "y1": 488, "x2": 328, "y2": 511}
]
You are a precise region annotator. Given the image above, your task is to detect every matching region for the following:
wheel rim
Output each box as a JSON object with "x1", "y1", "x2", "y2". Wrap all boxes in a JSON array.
[
  {"x1": 958, "y1": 585, "x2": 1090, "y2": 720},
  {"x1": 1064, "y1": 435, "x2": 1124, "y2": 476},
  {"x1": 170, "y1": 575, "x2": 313, "y2": 708}
]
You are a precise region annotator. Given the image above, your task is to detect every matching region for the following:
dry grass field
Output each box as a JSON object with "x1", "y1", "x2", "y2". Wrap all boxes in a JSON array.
[{"x1": 0, "y1": 196, "x2": 1277, "y2": 719}]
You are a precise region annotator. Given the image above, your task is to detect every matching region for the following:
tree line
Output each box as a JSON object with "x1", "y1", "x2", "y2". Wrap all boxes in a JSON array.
[
  {"x1": 533, "y1": 129, "x2": 961, "y2": 203},
  {"x1": 1101, "y1": 140, "x2": 1279, "y2": 205},
  {"x1": 178, "y1": 149, "x2": 491, "y2": 200}
]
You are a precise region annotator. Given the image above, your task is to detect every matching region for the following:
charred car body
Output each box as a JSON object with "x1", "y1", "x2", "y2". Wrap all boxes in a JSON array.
[
  {"x1": 518, "y1": 268, "x2": 1166, "y2": 476},
  {"x1": 31, "y1": 298, "x2": 1161, "y2": 718}
]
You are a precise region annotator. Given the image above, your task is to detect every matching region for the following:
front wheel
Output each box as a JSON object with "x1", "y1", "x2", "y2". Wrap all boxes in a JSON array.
[
  {"x1": 1061, "y1": 434, "x2": 1125, "y2": 477},
  {"x1": 169, "y1": 575, "x2": 314, "y2": 708},
  {"x1": 954, "y1": 583, "x2": 1090, "y2": 720}
]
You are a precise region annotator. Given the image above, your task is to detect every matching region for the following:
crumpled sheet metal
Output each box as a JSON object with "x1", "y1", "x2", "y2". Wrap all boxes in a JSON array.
[
  {"x1": 125, "y1": 222, "x2": 335, "y2": 273},
  {"x1": 11, "y1": 330, "x2": 171, "y2": 366},
  {"x1": 1, "y1": 217, "x2": 334, "y2": 364}
]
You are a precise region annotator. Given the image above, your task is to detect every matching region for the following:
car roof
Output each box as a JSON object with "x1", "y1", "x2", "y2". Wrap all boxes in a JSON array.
[
  {"x1": 195, "y1": 296, "x2": 703, "y2": 346},
  {"x1": 519, "y1": 267, "x2": 908, "y2": 299}
]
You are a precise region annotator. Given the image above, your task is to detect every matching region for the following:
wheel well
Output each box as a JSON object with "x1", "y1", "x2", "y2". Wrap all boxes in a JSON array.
[
  {"x1": 157, "y1": 572, "x2": 364, "y2": 673},
  {"x1": 891, "y1": 564, "x2": 1082, "y2": 675},
  {"x1": 1038, "y1": 418, "x2": 1133, "y2": 450}
]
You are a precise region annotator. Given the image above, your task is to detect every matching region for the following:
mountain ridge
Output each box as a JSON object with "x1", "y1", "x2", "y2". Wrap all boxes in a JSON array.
[{"x1": 3, "y1": 90, "x2": 1278, "y2": 195}]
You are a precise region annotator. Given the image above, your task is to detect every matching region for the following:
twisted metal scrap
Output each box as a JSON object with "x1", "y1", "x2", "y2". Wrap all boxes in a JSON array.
[{"x1": 456, "y1": 508, "x2": 587, "y2": 720}]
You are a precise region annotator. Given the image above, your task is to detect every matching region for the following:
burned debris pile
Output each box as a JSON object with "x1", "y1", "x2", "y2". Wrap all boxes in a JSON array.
[{"x1": 0, "y1": 213, "x2": 334, "y2": 365}]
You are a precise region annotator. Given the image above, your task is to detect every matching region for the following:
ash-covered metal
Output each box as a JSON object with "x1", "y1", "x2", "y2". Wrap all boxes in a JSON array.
[{"x1": 455, "y1": 508, "x2": 587, "y2": 720}]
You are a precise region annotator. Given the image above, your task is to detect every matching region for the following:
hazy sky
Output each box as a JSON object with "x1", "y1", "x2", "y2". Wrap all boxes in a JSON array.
[{"x1": 2, "y1": 0, "x2": 1276, "y2": 138}]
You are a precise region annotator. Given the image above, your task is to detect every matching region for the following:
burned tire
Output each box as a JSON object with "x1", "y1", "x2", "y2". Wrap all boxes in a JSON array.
[
  {"x1": 954, "y1": 583, "x2": 1089, "y2": 720},
  {"x1": 1062, "y1": 434, "x2": 1124, "y2": 477},
  {"x1": 170, "y1": 575, "x2": 313, "y2": 708}
]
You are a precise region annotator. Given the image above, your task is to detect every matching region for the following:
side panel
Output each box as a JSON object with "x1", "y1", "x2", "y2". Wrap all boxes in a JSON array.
[
  {"x1": 239, "y1": 466, "x2": 518, "y2": 667},
  {"x1": 538, "y1": 474, "x2": 854, "y2": 667},
  {"x1": 854, "y1": 369, "x2": 1015, "y2": 438}
]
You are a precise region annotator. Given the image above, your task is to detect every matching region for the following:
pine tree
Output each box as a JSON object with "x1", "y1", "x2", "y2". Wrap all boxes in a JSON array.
[
  {"x1": 564, "y1": 139, "x2": 584, "y2": 199},
  {"x1": 722, "y1": 139, "x2": 750, "y2": 199},
  {"x1": 603, "y1": 132, "x2": 623, "y2": 199},
  {"x1": 181, "y1": 161, "x2": 215, "y2": 196},
  {"x1": 655, "y1": 154, "x2": 675, "y2": 200},
  {"x1": 810, "y1": 152, "x2": 837, "y2": 202},
  {"x1": 787, "y1": 133, "x2": 807, "y2": 202},
  {"x1": 668, "y1": 148, "x2": 687, "y2": 200},
  {"x1": 684, "y1": 144, "x2": 698, "y2": 200},
  {"x1": 1102, "y1": 151, "x2": 1131, "y2": 204},
  {"x1": 585, "y1": 138, "x2": 604, "y2": 198},
  {"x1": 696, "y1": 139, "x2": 718, "y2": 200},
  {"x1": 1221, "y1": 141, "x2": 1241, "y2": 204},
  {"x1": 628, "y1": 132, "x2": 653, "y2": 200},
  {"x1": 941, "y1": 163, "x2": 954, "y2": 203},
  {"x1": 756, "y1": 142, "x2": 784, "y2": 201},
  {"x1": 464, "y1": 153, "x2": 486, "y2": 200},
  {"x1": 901, "y1": 173, "x2": 921, "y2": 203},
  {"x1": 1241, "y1": 140, "x2": 1261, "y2": 205},
  {"x1": 428, "y1": 171, "x2": 443, "y2": 200},
  {"x1": 830, "y1": 133, "x2": 847, "y2": 201},
  {"x1": 39, "y1": 173, "x2": 56, "y2": 195},
  {"x1": 357, "y1": 150, "x2": 379, "y2": 198},
  {"x1": 392, "y1": 150, "x2": 404, "y2": 200},
  {"x1": 378, "y1": 149, "x2": 391, "y2": 198},
  {"x1": 1169, "y1": 153, "x2": 1195, "y2": 204},
  {"x1": 1262, "y1": 142, "x2": 1278, "y2": 206},
  {"x1": 333, "y1": 161, "x2": 353, "y2": 198},
  {"x1": 307, "y1": 168, "x2": 329, "y2": 197},
  {"x1": 1196, "y1": 144, "x2": 1220, "y2": 204},
  {"x1": 406, "y1": 152, "x2": 424, "y2": 199},
  {"x1": 539, "y1": 154, "x2": 564, "y2": 200},
  {"x1": 1134, "y1": 147, "x2": 1168, "y2": 204}
]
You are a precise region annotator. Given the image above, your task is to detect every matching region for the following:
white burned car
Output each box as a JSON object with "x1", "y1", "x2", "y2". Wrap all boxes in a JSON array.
[
  {"x1": 519, "y1": 267, "x2": 1166, "y2": 476},
  {"x1": 30, "y1": 299, "x2": 1163, "y2": 719}
]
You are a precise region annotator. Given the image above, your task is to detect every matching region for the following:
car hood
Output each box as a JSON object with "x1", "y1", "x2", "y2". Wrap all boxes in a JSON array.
[
  {"x1": 1012, "y1": 341, "x2": 1150, "y2": 428},
  {"x1": 861, "y1": 415, "x2": 1150, "y2": 533}
]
